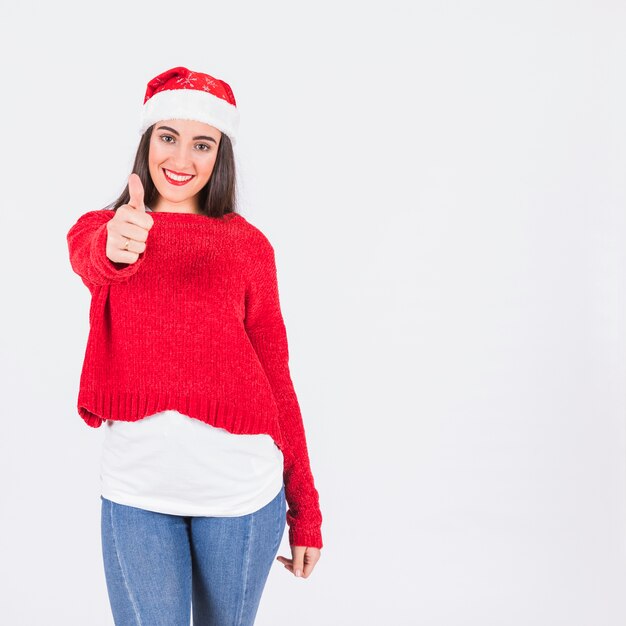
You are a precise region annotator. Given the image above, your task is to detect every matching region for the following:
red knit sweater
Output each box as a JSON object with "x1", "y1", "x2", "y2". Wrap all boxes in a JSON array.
[{"x1": 66, "y1": 208, "x2": 323, "y2": 549}]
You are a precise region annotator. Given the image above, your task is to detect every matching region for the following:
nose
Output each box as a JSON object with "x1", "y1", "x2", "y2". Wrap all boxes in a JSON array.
[{"x1": 168, "y1": 143, "x2": 193, "y2": 172}]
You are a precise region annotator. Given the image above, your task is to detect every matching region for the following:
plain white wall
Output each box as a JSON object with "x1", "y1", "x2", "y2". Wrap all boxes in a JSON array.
[{"x1": 1, "y1": 1, "x2": 625, "y2": 624}]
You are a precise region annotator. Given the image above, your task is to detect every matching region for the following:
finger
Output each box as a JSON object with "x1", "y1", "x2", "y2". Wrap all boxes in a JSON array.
[
  {"x1": 118, "y1": 221, "x2": 150, "y2": 244},
  {"x1": 303, "y1": 556, "x2": 316, "y2": 578},
  {"x1": 128, "y1": 173, "x2": 145, "y2": 211},
  {"x1": 116, "y1": 234, "x2": 146, "y2": 256},
  {"x1": 112, "y1": 249, "x2": 140, "y2": 264},
  {"x1": 276, "y1": 556, "x2": 294, "y2": 573},
  {"x1": 291, "y1": 545, "x2": 306, "y2": 577}
]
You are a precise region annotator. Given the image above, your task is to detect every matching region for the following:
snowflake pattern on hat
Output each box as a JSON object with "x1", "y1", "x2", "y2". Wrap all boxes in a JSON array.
[{"x1": 143, "y1": 66, "x2": 236, "y2": 107}]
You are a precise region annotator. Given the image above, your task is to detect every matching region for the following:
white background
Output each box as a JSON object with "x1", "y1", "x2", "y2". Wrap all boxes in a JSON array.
[{"x1": 1, "y1": 1, "x2": 625, "y2": 624}]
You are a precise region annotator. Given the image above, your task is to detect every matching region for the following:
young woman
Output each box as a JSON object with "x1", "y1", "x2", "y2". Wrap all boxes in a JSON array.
[{"x1": 66, "y1": 66, "x2": 323, "y2": 626}]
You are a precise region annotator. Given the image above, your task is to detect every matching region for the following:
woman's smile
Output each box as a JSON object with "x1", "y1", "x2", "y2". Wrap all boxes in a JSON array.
[{"x1": 162, "y1": 168, "x2": 195, "y2": 186}]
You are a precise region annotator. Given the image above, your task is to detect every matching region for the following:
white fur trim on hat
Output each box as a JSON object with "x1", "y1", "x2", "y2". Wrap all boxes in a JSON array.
[{"x1": 139, "y1": 88, "x2": 239, "y2": 144}]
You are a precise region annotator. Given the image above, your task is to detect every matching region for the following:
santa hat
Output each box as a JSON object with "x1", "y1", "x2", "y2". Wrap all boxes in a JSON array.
[{"x1": 139, "y1": 66, "x2": 239, "y2": 144}]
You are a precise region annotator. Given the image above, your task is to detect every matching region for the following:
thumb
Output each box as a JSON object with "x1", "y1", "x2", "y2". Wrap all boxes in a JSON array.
[{"x1": 128, "y1": 173, "x2": 145, "y2": 211}]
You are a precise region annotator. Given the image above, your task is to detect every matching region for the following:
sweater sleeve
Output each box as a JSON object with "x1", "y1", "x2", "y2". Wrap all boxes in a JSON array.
[
  {"x1": 66, "y1": 210, "x2": 146, "y2": 288},
  {"x1": 244, "y1": 238, "x2": 324, "y2": 549}
]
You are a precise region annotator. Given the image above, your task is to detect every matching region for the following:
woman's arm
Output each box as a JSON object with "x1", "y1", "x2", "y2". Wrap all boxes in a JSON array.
[
  {"x1": 66, "y1": 210, "x2": 146, "y2": 289},
  {"x1": 244, "y1": 237, "x2": 324, "y2": 549}
]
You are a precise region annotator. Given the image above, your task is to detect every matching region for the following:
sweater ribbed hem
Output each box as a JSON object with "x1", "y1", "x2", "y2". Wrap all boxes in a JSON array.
[{"x1": 78, "y1": 388, "x2": 285, "y2": 449}]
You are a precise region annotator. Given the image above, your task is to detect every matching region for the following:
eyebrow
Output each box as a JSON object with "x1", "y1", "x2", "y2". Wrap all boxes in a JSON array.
[{"x1": 156, "y1": 125, "x2": 218, "y2": 144}]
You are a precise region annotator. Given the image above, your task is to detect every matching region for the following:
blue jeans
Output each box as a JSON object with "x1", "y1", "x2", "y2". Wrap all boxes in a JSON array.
[{"x1": 100, "y1": 484, "x2": 287, "y2": 626}]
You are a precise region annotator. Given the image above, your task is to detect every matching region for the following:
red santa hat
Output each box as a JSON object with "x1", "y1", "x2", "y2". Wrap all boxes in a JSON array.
[{"x1": 139, "y1": 66, "x2": 239, "y2": 144}]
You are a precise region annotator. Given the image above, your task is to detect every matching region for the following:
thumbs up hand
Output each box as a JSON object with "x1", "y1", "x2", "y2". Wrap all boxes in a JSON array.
[{"x1": 106, "y1": 174, "x2": 154, "y2": 265}]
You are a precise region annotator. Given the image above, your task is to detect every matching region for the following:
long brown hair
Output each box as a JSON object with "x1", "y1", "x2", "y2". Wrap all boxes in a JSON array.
[{"x1": 107, "y1": 124, "x2": 238, "y2": 219}]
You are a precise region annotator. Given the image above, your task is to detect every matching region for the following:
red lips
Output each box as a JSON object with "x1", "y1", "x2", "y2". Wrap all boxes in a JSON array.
[{"x1": 162, "y1": 168, "x2": 195, "y2": 186}]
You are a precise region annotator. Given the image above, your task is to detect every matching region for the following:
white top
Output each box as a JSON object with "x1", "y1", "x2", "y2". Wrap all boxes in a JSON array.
[{"x1": 100, "y1": 409, "x2": 284, "y2": 516}]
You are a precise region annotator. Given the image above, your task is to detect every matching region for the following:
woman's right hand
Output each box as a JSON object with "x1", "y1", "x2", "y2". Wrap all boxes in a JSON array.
[{"x1": 106, "y1": 173, "x2": 154, "y2": 265}]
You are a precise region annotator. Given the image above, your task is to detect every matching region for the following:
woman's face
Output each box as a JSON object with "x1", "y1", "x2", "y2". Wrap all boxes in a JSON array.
[{"x1": 148, "y1": 119, "x2": 222, "y2": 212}]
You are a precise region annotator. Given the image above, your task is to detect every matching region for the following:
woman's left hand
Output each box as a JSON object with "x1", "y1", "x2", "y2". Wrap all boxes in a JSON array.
[{"x1": 276, "y1": 545, "x2": 321, "y2": 578}]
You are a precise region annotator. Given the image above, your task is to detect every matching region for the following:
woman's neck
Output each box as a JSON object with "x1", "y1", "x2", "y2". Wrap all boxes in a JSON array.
[{"x1": 151, "y1": 195, "x2": 202, "y2": 215}]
